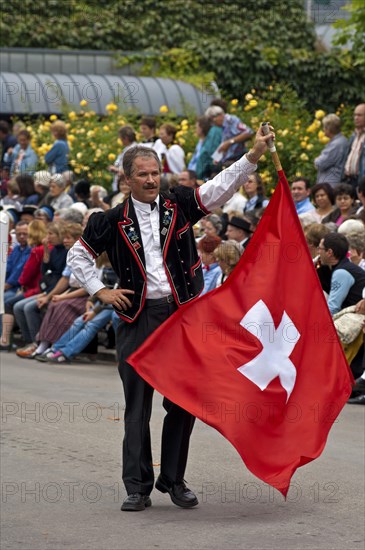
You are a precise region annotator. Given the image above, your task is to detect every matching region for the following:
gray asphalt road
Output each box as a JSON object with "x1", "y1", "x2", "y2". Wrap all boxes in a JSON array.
[{"x1": 1, "y1": 353, "x2": 364, "y2": 550}]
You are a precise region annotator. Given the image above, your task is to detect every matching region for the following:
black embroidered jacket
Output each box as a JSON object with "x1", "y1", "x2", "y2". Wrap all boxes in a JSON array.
[{"x1": 80, "y1": 186, "x2": 209, "y2": 322}]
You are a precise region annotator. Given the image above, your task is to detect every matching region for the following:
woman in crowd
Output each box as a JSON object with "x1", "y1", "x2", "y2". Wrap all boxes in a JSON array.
[
  {"x1": 243, "y1": 172, "x2": 269, "y2": 212},
  {"x1": 31, "y1": 223, "x2": 88, "y2": 357},
  {"x1": 299, "y1": 183, "x2": 335, "y2": 226},
  {"x1": 322, "y1": 183, "x2": 358, "y2": 226},
  {"x1": 191, "y1": 116, "x2": 223, "y2": 181},
  {"x1": 0, "y1": 220, "x2": 47, "y2": 351},
  {"x1": 154, "y1": 123, "x2": 185, "y2": 175},
  {"x1": 203, "y1": 213, "x2": 223, "y2": 239},
  {"x1": 49, "y1": 174, "x2": 74, "y2": 210},
  {"x1": 8, "y1": 129, "x2": 38, "y2": 176},
  {"x1": 15, "y1": 174, "x2": 39, "y2": 205},
  {"x1": 213, "y1": 240, "x2": 242, "y2": 286},
  {"x1": 45, "y1": 120, "x2": 70, "y2": 174}
]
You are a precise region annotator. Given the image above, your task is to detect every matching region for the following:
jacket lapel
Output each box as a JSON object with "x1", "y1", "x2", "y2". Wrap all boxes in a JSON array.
[
  {"x1": 118, "y1": 198, "x2": 146, "y2": 279},
  {"x1": 160, "y1": 196, "x2": 177, "y2": 258}
]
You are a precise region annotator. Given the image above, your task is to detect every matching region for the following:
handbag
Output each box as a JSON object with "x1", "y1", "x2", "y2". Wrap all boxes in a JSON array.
[{"x1": 333, "y1": 305, "x2": 365, "y2": 344}]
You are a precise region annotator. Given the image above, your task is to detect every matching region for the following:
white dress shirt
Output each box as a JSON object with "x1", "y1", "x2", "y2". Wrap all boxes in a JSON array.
[{"x1": 67, "y1": 155, "x2": 257, "y2": 298}]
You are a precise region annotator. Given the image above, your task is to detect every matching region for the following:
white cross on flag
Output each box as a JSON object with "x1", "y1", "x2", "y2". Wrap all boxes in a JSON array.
[{"x1": 129, "y1": 170, "x2": 353, "y2": 497}]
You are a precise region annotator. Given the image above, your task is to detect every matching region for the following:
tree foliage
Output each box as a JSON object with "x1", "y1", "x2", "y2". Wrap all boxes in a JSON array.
[{"x1": 1, "y1": 0, "x2": 363, "y2": 109}]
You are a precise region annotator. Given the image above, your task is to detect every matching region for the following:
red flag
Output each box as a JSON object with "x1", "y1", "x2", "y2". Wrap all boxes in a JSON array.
[{"x1": 128, "y1": 171, "x2": 353, "y2": 497}]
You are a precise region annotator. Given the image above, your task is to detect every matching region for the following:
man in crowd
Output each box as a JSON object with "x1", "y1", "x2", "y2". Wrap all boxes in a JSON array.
[
  {"x1": 318, "y1": 233, "x2": 365, "y2": 315},
  {"x1": 177, "y1": 169, "x2": 199, "y2": 188},
  {"x1": 205, "y1": 105, "x2": 254, "y2": 165},
  {"x1": 343, "y1": 103, "x2": 365, "y2": 189},
  {"x1": 291, "y1": 178, "x2": 315, "y2": 215},
  {"x1": 139, "y1": 116, "x2": 158, "y2": 147},
  {"x1": 67, "y1": 126, "x2": 274, "y2": 512},
  {"x1": 225, "y1": 216, "x2": 253, "y2": 251}
]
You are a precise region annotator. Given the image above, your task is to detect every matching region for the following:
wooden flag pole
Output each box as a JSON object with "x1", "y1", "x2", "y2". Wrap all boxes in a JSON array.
[{"x1": 261, "y1": 122, "x2": 282, "y2": 172}]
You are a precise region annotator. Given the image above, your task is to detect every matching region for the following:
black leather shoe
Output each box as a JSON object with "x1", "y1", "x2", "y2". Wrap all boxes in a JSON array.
[
  {"x1": 155, "y1": 475, "x2": 198, "y2": 508},
  {"x1": 348, "y1": 394, "x2": 365, "y2": 405},
  {"x1": 121, "y1": 493, "x2": 152, "y2": 511}
]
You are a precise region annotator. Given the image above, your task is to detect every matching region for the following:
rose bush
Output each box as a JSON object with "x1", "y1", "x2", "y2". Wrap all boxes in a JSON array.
[{"x1": 20, "y1": 85, "x2": 353, "y2": 193}]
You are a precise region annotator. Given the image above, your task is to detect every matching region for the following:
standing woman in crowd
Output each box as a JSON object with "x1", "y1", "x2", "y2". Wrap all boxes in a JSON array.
[
  {"x1": 45, "y1": 121, "x2": 70, "y2": 174},
  {"x1": 243, "y1": 172, "x2": 269, "y2": 212},
  {"x1": 8, "y1": 130, "x2": 38, "y2": 176},
  {"x1": 195, "y1": 116, "x2": 223, "y2": 181},
  {"x1": 155, "y1": 123, "x2": 185, "y2": 175}
]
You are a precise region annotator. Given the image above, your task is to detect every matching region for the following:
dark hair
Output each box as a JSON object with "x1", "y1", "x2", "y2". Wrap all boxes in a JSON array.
[
  {"x1": 186, "y1": 170, "x2": 197, "y2": 181},
  {"x1": 119, "y1": 125, "x2": 136, "y2": 143},
  {"x1": 17, "y1": 129, "x2": 31, "y2": 141},
  {"x1": 15, "y1": 174, "x2": 35, "y2": 198},
  {"x1": 292, "y1": 177, "x2": 311, "y2": 190},
  {"x1": 334, "y1": 183, "x2": 356, "y2": 200},
  {"x1": 74, "y1": 179, "x2": 90, "y2": 199},
  {"x1": 122, "y1": 145, "x2": 161, "y2": 178},
  {"x1": 210, "y1": 98, "x2": 228, "y2": 112},
  {"x1": 140, "y1": 116, "x2": 156, "y2": 130},
  {"x1": 160, "y1": 123, "x2": 177, "y2": 139},
  {"x1": 0, "y1": 120, "x2": 10, "y2": 134},
  {"x1": 197, "y1": 116, "x2": 212, "y2": 137},
  {"x1": 357, "y1": 175, "x2": 365, "y2": 196},
  {"x1": 311, "y1": 183, "x2": 335, "y2": 205},
  {"x1": 323, "y1": 233, "x2": 349, "y2": 260},
  {"x1": 247, "y1": 172, "x2": 265, "y2": 196}
]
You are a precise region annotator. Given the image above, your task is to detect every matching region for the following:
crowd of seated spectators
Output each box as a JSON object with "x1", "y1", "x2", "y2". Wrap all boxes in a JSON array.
[{"x1": 1, "y1": 105, "x2": 364, "y2": 403}]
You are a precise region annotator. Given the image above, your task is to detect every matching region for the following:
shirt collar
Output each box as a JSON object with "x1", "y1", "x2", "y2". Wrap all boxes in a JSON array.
[{"x1": 131, "y1": 195, "x2": 160, "y2": 213}]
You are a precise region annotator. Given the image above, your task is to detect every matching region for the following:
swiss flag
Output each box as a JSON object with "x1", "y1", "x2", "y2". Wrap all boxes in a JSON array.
[{"x1": 128, "y1": 171, "x2": 353, "y2": 497}]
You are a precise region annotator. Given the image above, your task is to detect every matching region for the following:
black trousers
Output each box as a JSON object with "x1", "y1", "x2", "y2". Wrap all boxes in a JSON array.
[{"x1": 117, "y1": 301, "x2": 195, "y2": 495}]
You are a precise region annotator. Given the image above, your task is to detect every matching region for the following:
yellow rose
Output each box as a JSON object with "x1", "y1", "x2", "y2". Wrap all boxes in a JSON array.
[
  {"x1": 74, "y1": 167, "x2": 81, "y2": 174},
  {"x1": 315, "y1": 109, "x2": 325, "y2": 120},
  {"x1": 103, "y1": 125, "x2": 110, "y2": 132},
  {"x1": 80, "y1": 99, "x2": 88, "y2": 107},
  {"x1": 251, "y1": 89, "x2": 256, "y2": 94},
  {"x1": 306, "y1": 143, "x2": 314, "y2": 150},
  {"x1": 76, "y1": 152, "x2": 83, "y2": 160},
  {"x1": 231, "y1": 99, "x2": 239, "y2": 106},
  {"x1": 87, "y1": 130, "x2": 95, "y2": 138},
  {"x1": 106, "y1": 103, "x2": 118, "y2": 113},
  {"x1": 249, "y1": 99, "x2": 258, "y2": 107},
  {"x1": 300, "y1": 141, "x2": 307, "y2": 148},
  {"x1": 300, "y1": 153, "x2": 309, "y2": 161},
  {"x1": 244, "y1": 105, "x2": 252, "y2": 111},
  {"x1": 245, "y1": 93, "x2": 253, "y2": 101},
  {"x1": 68, "y1": 111, "x2": 76, "y2": 120},
  {"x1": 108, "y1": 153, "x2": 116, "y2": 161},
  {"x1": 49, "y1": 115, "x2": 58, "y2": 121},
  {"x1": 277, "y1": 141, "x2": 284, "y2": 149},
  {"x1": 281, "y1": 129, "x2": 289, "y2": 137},
  {"x1": 159, "y1": 105, "x2": 169, "y2": 114},
  {"x1": 295, "y1": 171, "x2": 302, "y2": 177}
]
